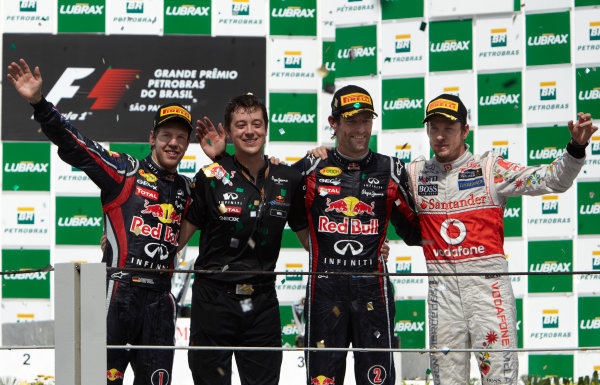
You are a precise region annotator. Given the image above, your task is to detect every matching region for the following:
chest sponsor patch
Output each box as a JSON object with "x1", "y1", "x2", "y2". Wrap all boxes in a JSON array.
[
  {"x1": 458, "y1": 168, "x2": 483, "y2": 180},
  {"x1": 418, "y1": 175, "x2": 438, "y2": 183},
  {"x1": 418, "y1": 184, "x2": 438, "y2": 196},
  {"x1": 458, "y1": 177, "x2": 484, "y2": 190},
  {"x1": 135, "y1": 186, "x2": 159, "y2": 200},
  {"x1": 270, "y1": 209, "x2": 288, "y2": 218}
]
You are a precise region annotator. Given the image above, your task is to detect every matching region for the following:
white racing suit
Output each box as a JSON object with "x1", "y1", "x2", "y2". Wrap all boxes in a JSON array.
[{"x1": 406, "y1": 142, "x2": 585, "y2": 385}]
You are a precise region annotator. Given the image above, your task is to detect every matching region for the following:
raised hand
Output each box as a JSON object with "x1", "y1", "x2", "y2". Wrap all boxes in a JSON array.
[
  {"x1": 7, "y1": 58, "x2": 43, "y2": 104},
  {"x1": 568, "y1": 112, "x2": 598, "y2": 145},
  {"x1": 196, "y1": 116, "x2": 227, "y2": 161},
  {"x1": 307, "y1": 146, "x2": 331, "y2": 160}
]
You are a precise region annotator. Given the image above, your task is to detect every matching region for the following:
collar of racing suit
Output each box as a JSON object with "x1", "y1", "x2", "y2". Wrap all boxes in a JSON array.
[
  {"x1": 331, "y1": 148, "x2": 374, "y2": 171},
  {"x1": 432, "y1": 144, "x2": 472, "y2": 172},
  {"x1": 142, "y1": 155, "x2": 178, "y2": 181}
]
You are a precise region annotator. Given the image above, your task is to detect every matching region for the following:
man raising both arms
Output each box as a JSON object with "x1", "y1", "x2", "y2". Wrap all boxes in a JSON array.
[{"x1": 411, "y1": 94, "x2": 597, "y2": 384}]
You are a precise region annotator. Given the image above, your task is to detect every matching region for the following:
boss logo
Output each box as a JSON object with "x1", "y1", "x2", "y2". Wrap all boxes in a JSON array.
[{"x1": 418, "y1": 184, "x2": 438, "y2": 196}]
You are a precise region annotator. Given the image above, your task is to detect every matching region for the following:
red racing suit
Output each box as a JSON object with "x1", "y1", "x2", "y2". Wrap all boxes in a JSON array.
[{"x1": 406, "y1": 142, "x2": 585, "y2": 385}]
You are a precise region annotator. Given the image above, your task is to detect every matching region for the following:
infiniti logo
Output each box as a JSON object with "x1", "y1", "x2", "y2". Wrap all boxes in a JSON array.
[
  {"x1": 223, "y1": 192, "x2": 239, "y2": 200},
  {"x1": 367, "y1": 178, "x2": 379, "y2": 184},
  {"x1": 144, "y1": 243, "x2": 169, "y2": 260},
  {"x1": 334, "y1": 240, "x2": 364, "y2": 256}
]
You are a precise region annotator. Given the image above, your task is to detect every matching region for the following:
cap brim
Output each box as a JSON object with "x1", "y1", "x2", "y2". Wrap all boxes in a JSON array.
[
  {"x1": 422, "y1": 112, "x2": 459, "y2": 124},
  {"x1": 340, "y1": 108, "x2": 378, "y2": 118}
]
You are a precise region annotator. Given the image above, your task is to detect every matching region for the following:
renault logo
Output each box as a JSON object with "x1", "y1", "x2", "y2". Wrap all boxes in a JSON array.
[{"x1": 334, "y1": 240, "x2": 364, "y2": 256}]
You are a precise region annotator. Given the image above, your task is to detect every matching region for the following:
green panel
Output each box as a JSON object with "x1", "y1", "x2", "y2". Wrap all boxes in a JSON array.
[
  {"x1": 503, "y1": 196, "x2": 522, "y2": 237},
  {"x1": 322, "y1": 41, "x2": 336, "y2": 89},
  {"x1": 528, "y1": 240, "x2": 573, "y2": 293},
  {"x1": 576, "y1": 0, "x2": 600, "y2": 5},
  {"x1": 576, "y1": 67, "x2": 600, "y2": 115},
  {"x1": 269, "y1": 93, "x2": 317, "y2": 142},
  {"x1": 2, "y1": 249, "x2": 50, "y2": 299},
  {"x1": 516, "y1": 298, "x2": 523, "y2": 348},
  {"x1": 381, "y1": 0, "x2": 423, "y2": 19},
  {"x1": 514, "y1": 0, "x2": 521, "y2": 10},
  {"x1": 477, "y1": 72, "x2": 522, "y2": 126},
  {"x1": 526, "y1": 126, "x2": 570, "y2": 166},
  {"x1": 528, "y1": 354, "x2": 573, "y2": 378},
  {"x1": 335, "y1": 25, "x2": 377, "y2": 78},
  {"x1": 269, "y1": 0, "x2": 316, "y2": 36},
  {"x1": 526, "y1": 12, "x2": 571, "y2": 66},
  {"x1": 109, "y1": 143, "x2": 151, "y2": 160},
  {"x1": 578, "y1": 182, "x2": 600, "y2": 235},
  {"x1": 281, "y1": 228, "x2": 303, "y2": 248},
  {"x1": 394, "y1": 299, "x2": 426, "y2": 348},
  {"x1": 57, "y1": 0, "x2": 105, "y2": 33},
  {"x1": 578, "y1": 297, "x2": 600, "y2": 347},
  {"x1": 56, "y1": 196, "x2": 104, "y2": 245},
  {"x1": 164, "y1": 0, "x2": 211, "y2": 35},
  {"x1": 382, "y1": 77, "x2": 425, "y2": 130},
  {"x1": 429, "y1": 19, "x2": 473, "y2": 72},
  {"x1": 3, "y1": 142, "x2": 51, "y2": 191},
  {"x1": 369, "y1": 135, "x2": 377, "y2": 153},
  {"x1": 279, "y1": 305, "x2": 299, "y2": 347}
]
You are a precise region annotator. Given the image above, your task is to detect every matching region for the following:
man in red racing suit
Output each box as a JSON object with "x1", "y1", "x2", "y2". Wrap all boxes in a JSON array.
[{"x1": 409, "y1": 93, "x2": 597, "y2": 384}]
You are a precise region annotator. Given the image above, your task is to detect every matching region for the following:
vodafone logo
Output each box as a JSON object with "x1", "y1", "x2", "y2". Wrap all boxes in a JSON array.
[{"x1": 439, "y1": 218, "x2": 466, "y2": 245}]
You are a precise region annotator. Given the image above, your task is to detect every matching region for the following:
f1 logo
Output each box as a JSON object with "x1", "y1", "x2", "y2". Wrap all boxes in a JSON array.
[{"x1": 46, "y1": 67, "x2": 95, "y2": 107}]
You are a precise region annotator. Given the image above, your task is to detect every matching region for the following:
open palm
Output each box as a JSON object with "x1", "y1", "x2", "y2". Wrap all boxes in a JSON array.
[{"x1": 7, "y1": 58, "x2": 43, "y2": 104}]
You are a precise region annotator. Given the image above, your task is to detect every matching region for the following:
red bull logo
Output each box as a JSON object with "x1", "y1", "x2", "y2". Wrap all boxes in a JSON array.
[
  {"x1": 324, "y1": 196, "x2": 374, "y2": 217},
  {"x1": 318, "y1": 217, "x2": 378, "y2": 235},
  {"x1": 140, "y1": 200, "x2": 180, "y2": 224},
  {"x1": 107, "y1": 368, "x2": 124, "y2": 381},
  {"x1": 311, "y1": 375, "x2": 335, "y2": 385}
]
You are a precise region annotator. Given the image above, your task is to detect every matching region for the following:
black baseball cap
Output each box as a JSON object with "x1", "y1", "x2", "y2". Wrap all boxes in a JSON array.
[
  {"x1": 153, "y1": 103, "x2": 193, "y2": 132},
  {"x1": 331, "y1": 85, "x2": 378, "y2": 118},
  {"x1": 422, "y1": 94, "x2": 467, "y2": 125}
]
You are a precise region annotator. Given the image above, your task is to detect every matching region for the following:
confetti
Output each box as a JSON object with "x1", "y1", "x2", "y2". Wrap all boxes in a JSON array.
[
  {"x1": 222, "y1": 265, "x2": 229, "y2": 272},
  {"x1": 217, "y1": 367, "x2": 225, "y2": 376},
  {"x1": 10, "y1": 43, "x2": 16, "y2": 50},
  {"x1": 247, "y1": 237, "x2": 256, "y2": 249},
  {"x1": 206, "y1": 139, "x2": 212, "y2": 146},
  {"x1": 281, "y1": 278, "x2": 286, "y2": 284},
  {"x1": 419, "y1": 21, "x2": 427, "y2": 31},
  {"x1": 281, "y1": 189, "x2": 286, "y2": 197},
  {"x1": 12, "y1": 185, "x2": 19, "y2": 191},
  {"x1": 279, "y1": 128, "x2": 285, "y2": 135},
  {"x1": 237, "y1": 188, "x2": 244, "y2": 193},
  {"x1": 348, "y1": 48, "x2": 356, "y2": 61},
  {"x1": 250, "y1": 211, "x2": 257, "y2": 217},
  {"x1": 353, "y1": 102, "x2": 361, "y2": 108},
  {"x1": 586, "y1": 68, "x2": 591, "y2": 74},
  {"x1": 332, "y1": 306, "x2": 340, "y2": 317},
  {"x1": 230, "y1": 238, "x2": 239, "y2": 248},
  {"x1": 254, "y1": 200, "x2": 260, "y2": 206},
  {"x1": 441, "y1": 346, "x2": 450, "y2": 355},
  {"x1": 323, "y1": 83, "x2": 335, "y2": 94},
  {"x1": 316, "y1": 65, "x2": 329, "y2": 78},
  {"x1": 366, "y1": 302, "x2": 374, "y2": 311},
  {"x1": 319, "y1": 189, "x2": 328, "y2": 196},
  {"x1": 116, "y1": 114, "x2": 119, "y2": 122},
  {"x1": 590, "y1": 192, "x2": 595, "y2": 199},
  {"x1": 316, "y1": 340, "x2": 325, "y2": 348},
  {"x1": 218, "y1": 203, "x2": 227, "y2": 214},
  {"x1": 133, "y1": 227, "x2": 142, "y2": 235},
  {"x1": 373, "y1": 330, "x2": 381, "y2": 339},
  {"x1": 240, "y1": 298, "x2": 253, "y2": 312}
]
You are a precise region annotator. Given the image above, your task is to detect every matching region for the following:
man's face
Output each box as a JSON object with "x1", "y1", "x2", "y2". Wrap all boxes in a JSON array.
[
  {"x1": 330, "y1": 111, "x2": 373, "y2": 158},
  {"x1": 149, "y1": 122, "x2": 190, "y2": 172},
  {"x1": 426, "y1": 115, "x2": 469, "y2": 163},
  {"x1": 227, "y1": 107, "x2": 266, "y2": 158}
]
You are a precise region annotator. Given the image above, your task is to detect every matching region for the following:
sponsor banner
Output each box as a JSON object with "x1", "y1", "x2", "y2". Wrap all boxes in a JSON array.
[
  {"x1": 55, "y1": 196, "x2": 103, "y2": 246},
  {"x1": 2, "y1": 34, "x2": 265, "y2": 142},
  {"x1": 51, "y1": 143, "x2": 103, "y2": 195},
  {"x1": 525, "y1": 66, "x2": 573, "y2": 125},
  {"x1": 526, "y1": 189, "x2": 576, "y2": 239},
  {"x1": 475, "y1": 14, "x2": 523, "y2": 71},
  {"x1": 109, "y1": 0, "x2": 162, "y2": 35},
  {"x1": 503, "y1": 197, "x2": 523, "y2": 238},
  {"x1": 268, "y1": 38, "x2": 319, "y2": 91},
  {"x1": 429, "y1": 19, "x2": 473, "y2": 72},
  {"x1": 164, "y1": 0, "x2": 211, "y2": 35},
  {"x1": 527, "y1": 125, "x2": 570, "y2": 166},
  {"x1": 269, "y1": 0, "x2": 316, "y2": 36},
  {"x1": 379, "y1": 129, "x2": 428, "y2": 169},
  {"x1": 1, "y1": 300, "x2": 53, "y2": 323},
  {"x1": 516, "y1": 298, "x2": 524, "y2": 348},
  {"x1": 428, "y1": 0, "x2": 515, "y2": 17},
  {"x1": 1, "y1": 194, "x2": 51, "y2": 247},
  {"x1": 528, "y1": 354, "x2": 574, "y2": 378},
  {"x1": 177, "y1": 145, "x2": 211, "y2": 180},
  {"x1": 280, "y1": 305, "x2": 302, "y2": 347},
  {"x1": 3, "y1": 0, "x2": 53, "y2": 33},
  {"x1": 2, "y1": 249, "x2": 51, "y2": 299},
  {"x1": 477, "y1": 72, "x2": 522, "y2": 126},
  {"x1": 275, "y1": 249, "x2": 308, "y2": 303},
  {"x1": 382, "y1": 77, "x2": 425, "y2": 130},
  {"x1": 269, "y1": 93, "x2": 317, "y2": 142},
  {"x1": 58, "y1": 0, "x2": 105, "y2": 33},
  {"x1": 477, "y1": 124, "x2": 526, "y2": 162},
  {"x1": 528, "y1": 240, "x2": 573, "y2": 293},
  {"x1": 335, "y1": 25, "x2": 377, "y2": 78},
  {"x1": 581, "y1": 135, "x2": 600, "y2": 180},
  {"x1": 334, "y1": 0, "x2": 378, "y2": 26},
  {"x1": 212, "y1": 0, "x2": 266, "y2": 36},
  {"x1": 428, "y1": 72, "x2": 476, "y2": 125},
  {"x1": 524, "y1": 0, "x2": 571, "y2": 11},
  {"x1": 574, "y1": 9, "x2": 600, "y2": 63},
  {"x1": 526, "y1": 11, "x2": 571, "y2": 66},
  {"x1": 526, "y1": 296, "x2": 576, "y2": 349},
  {"x1": 575, "y1": 238, "x2": 600, "y2": 295},
  {"x1": 505, "y1": 238, "x2": 526, "y2": 297},
  {"x1": 576, "y1": 67, "x2": 600, "y2": 134},
  {"x1": 3, "y1": 142, "x2": 50, "y2": 191},
  {"x1": 577, "y1": 0, "x2": 600, "y2": 5},
  {"x1": 578, "y1": 182, "x2": 600, "y2": 234},
  {"x1": 394, "y1": 299, "x2": 426, "y2": 348},
  {"x1": 380, "y1": 21, "x2": 428, "y2": 76},
  {"x1": 322, "y1": 41, "x2": 336, "y2": 89},
  {"x1": 381, "y1": 0, "x2": 423, "y2": 19},
  {"x1": 579, "y1": 297, "x2": 600, "y2": 347},
  {"x1": 53, "y1": 246, "x2": 103, "y2": 264},
  {"x1": 386, "y1": 241, "x2": 428, "y2": 299}
]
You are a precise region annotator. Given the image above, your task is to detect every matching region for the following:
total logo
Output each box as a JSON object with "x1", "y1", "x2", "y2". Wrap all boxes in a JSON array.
[
  {"x1": 542, "y1": 309, "x2": 559, "y2": 328},
  {"x1": 319, "y1": 186, "x2": 341, "y2": 195},
  {"x1": 592, "y1": 137, "x2": 600, "y2": 156},
  {"x1": 165, "y1": 5, "x2": 210, "y2": 16},
  {"x1": 126, "y1": 1, "x2": 144, "y2": 13},
  {"x1": 395, "y1": 34, "x2": 411, "y2": 53},
  {"x1": 592, "y1": 251, "x2": 600, "y2": 270},
  {"x1": 311, "y1": 376, "x2": 335, "y2": 385},
  {"x1": 492, "y1": 141, "x2": 509, "y2": 158},
  {"x1": 271, "y1": 112, "x2": 315, "y2": 124},
  {"x1": 395, "y1": 257, "x2": 412, "y2": 273},
  {"x1": 491, "y1": 28, "x2": 507, "y2": 47},
  {"x1": 232, "y1": 0, "x2": 249, "y2": 16},
  {"x1": 284, "y1": 51, "x2": 302, "y2": 69},
  {"x1": 58, "y1": 215, "x2": 102, "y2": 227},
  {"x1": 590, "y1": 22, "x2": 600, "y2": 41},
  {"x1": 334, "y1": 239, "x2": 364, "y2": 256},
  {"x1": 141, "y1": 200, "x2": 182, "y2": 225},
  {"x1": 383, "y1": 98, "x2": 423, "y2": 110},
  {"x1": 578, "y1": 88, "x2": 600, "y2": 101},
  {"x1": 285, "y1": 263, "x2": 303, "y2": 281},
  {"x1": 529, "y1": 147, "x2": 562, "y2": 160},
  {"x1": 395, "y1": 144, "x2": 411, "y2": 163},
  {"x1": 16, "y1": 207, "x2": 35, "y2": 225},
  {"x1": 324, "y1": 196, "x2": 374, "y2": 216},
  {"x1": 539, "y1": 81, "x2": 557, "y2": 101},
  {"x1": 528, "y1": 33, "x2": 568, "y2": 46},
  {"x1": 178, "y1": 155, "x2": 196, "y2": 173},
  {"x1": 580, "y1": 202, "x2": 600, "y2": 215},
  {"x1": 272, "y1": 6, "x2": 315, "y2": 18},
  {"x1": 581, "y1": 317, "x2": 600, "y2": 330},
  {"x1": 337, "y1": 46, "x2": 376, "y2": 59},
  {"x1": 430, "y1": 39, "x2": 471, "y2": 52},
  {"x1": 20, "y1": 0, "x2": 36, "y2": 12},
  {"x1": 479, "y1": 93, "x2": 520, "y2": 106},
  {"x1": 59, "y1": 3, "x2": 104, "y2": 15},
  {"x1": 541, "y1": 195, "x2": 558, "y2": 214},
  {"x1": 4, "y1": 161, "x2": 48, "y2": 173},
  {"x1": 394, "y1": 320, "x2": 424, "y2": 332},
  {"x1": 530, "y1": 261, "x2": 571, "y2": 272}
]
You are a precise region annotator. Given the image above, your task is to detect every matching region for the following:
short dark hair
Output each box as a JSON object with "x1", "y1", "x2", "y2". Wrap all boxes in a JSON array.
[{"x1": 224, "y1": 94, "x2": 268, "y2": 131}]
